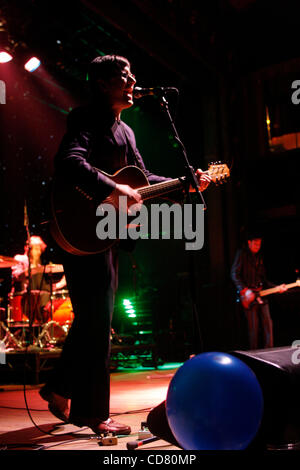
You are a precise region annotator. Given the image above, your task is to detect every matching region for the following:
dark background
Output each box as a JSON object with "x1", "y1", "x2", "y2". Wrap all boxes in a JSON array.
[{"x1": 0, "y1": 0, "x2": 299, "y2": 360}]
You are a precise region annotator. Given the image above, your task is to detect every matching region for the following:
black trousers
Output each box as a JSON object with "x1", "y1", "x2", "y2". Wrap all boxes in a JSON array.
[
  {"x1": 243, "y1": 301, "x2": 273, "y2": 350},
  {"x1": 45, "y1": 245, "x2": 118, "y2": 424}
]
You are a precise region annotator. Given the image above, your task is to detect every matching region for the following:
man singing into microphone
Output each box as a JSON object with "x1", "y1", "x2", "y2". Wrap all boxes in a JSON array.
[{"x1": 40, "y1": 54, "x2": 211, "y2": 436}]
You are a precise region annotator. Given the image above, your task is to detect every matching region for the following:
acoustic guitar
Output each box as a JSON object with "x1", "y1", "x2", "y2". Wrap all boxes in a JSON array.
[{"x1": 50, "y1": 163, "x2": 230, "y2": 255}]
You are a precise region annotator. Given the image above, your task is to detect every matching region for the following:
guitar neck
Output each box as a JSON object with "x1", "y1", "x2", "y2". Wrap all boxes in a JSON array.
[
  {"x1": 260, "y1": 281, "x2": 298, "y2": 297},
  {"x1": 137, "y1": 178, "x2": 184, "y2": 200},
  {"x1": 137, "y1": 164, "x2": 230, "y2": 201}
]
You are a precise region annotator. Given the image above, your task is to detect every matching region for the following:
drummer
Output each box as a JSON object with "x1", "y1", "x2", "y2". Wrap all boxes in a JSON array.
[
  {"x1": 11, "y1": 236, "x2": 67, "y2": 322},
  {"x1": 12, "y1": 236, "x2": 66, "y2": 289}
]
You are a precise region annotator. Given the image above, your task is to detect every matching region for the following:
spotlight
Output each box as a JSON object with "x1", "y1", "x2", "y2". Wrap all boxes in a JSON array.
[
  {"x1": 24, "y1": 57, "x2": 41, "y2": 72},
  {"x1": 0, "y1": 51, "x2": 13, "y2": 63}
]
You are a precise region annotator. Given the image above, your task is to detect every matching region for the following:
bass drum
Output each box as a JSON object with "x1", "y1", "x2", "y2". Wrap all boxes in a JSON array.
[
  {"x1": 8, "y1": 290, "x2": 50, "y2": 325},
  {"x1": 44, "y1": 290, "x2": 74, "y2": 326}
]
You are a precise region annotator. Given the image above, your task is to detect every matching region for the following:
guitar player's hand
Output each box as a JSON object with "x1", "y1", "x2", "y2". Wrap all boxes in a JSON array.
[
  {"x1": 113, "y1": 184, "x2": 143, "y2": 215},
  {"x1": 196, "y1": 169, "x2": 211, "y2": 191},
  {"x1": 278, "y1": 284, "x2": 287, "y2": 293},
  {"x1": 189, "y1": 169, "x2": 211, "y2": 192},
  {"x1": 114, "y1": 184, "x2": 142, "y2": 202}
]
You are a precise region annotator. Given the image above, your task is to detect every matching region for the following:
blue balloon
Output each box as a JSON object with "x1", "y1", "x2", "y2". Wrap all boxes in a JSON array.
[{"x1": 166, "y1": 352, "x2": 264, "y2": 450}]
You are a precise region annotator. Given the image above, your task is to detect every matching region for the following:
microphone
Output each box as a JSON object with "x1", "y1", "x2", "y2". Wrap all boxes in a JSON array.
[{"x1": 133, "y1": 86, "x2": 179, "y2": 99}]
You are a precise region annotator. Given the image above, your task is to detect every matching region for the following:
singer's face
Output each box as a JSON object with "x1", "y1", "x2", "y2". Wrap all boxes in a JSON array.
[{"x1": 100, "y1": 65, "x2": 136, "y2": 115}]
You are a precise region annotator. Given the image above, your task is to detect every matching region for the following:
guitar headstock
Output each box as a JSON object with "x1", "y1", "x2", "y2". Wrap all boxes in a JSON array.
[{"x1": 208, "y1": 162, "x2": 230, "y2": 185}]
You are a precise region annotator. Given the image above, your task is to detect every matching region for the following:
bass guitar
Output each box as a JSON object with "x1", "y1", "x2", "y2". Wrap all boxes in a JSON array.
[{"x1": 240, "y1": 280, "x2": 300, "y2": 309}]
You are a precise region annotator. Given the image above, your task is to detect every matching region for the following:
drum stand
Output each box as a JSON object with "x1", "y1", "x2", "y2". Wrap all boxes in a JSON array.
[
  {"x1": 0, "y1": 300, "x2": 27, "y2": 350},
  {"x1": 0, "y1": 321, "x2": 24, "y2": 350},
  {"x1": 35, "y1": 320, "x2": 62, "y2": 348},
  {"x1": 35, "y1": 272, "x2": 61, "y2": 349}
]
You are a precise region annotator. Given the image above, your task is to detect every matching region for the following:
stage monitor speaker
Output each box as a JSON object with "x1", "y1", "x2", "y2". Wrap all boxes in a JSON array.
[
  {"x1": 147, "y1": 347, "x2": 300, "y2": 450},
  {"x1": 231, "y1": 346, "x2": 300, "y2": 449},
  {"x1": 147, "y1": 400, "x2": 181, "y2": 448}
]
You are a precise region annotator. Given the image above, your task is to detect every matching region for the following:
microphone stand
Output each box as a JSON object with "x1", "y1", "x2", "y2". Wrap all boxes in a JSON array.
[
  {"x1": 24, "y1": 202, "x2": 33, "y2": 347},
  {"x1": 158, "y1": 93, "x2": 205, "y2": 353},
  {"x1": 129, "y1": 253, "x2": 140, "y2": 342}
]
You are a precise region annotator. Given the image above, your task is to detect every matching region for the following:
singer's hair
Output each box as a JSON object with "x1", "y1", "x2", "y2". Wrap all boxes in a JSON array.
[{"x1": 88, "y1": 55, "x2": 130, "y2": 98}]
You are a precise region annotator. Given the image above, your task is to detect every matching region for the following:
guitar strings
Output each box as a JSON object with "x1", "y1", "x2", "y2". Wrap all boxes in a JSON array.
[
  {"x1": 138, "y1": 178, "x2": 182, "y2": 198},
  {"x1": 136, "y1": 166, "x2": 229, "y2": 199}
]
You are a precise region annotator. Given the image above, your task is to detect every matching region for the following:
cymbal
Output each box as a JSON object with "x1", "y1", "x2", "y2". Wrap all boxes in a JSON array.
[
  {"x1": 30, "y1": 264, "x2": 64, "y2": 275},
  {"x1": 0, "y1": 256, "x2": 18, "y2": 268}
]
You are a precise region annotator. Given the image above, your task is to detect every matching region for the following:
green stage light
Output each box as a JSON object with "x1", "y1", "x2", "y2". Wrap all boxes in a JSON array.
[
  {"x1": 122, "y1": 298, "x2": 137, "y2": 319},
  {"x1": 126, "y1": 309, "x2": 135, "y2": 314}
]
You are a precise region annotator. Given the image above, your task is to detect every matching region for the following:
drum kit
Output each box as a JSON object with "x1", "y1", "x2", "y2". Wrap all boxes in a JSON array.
[{"x1": 0, "y1": 255, "x2": 74, "y2": 351}]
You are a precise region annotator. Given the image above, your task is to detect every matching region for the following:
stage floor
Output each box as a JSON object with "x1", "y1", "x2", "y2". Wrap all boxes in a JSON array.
[{"x1": 0, "y1": 367, "x2": 180, "y2": 451}]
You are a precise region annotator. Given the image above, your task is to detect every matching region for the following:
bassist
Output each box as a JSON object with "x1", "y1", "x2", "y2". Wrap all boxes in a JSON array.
[{"x1": 231, "y1": 231, "x2": 287, "y2": 350}]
